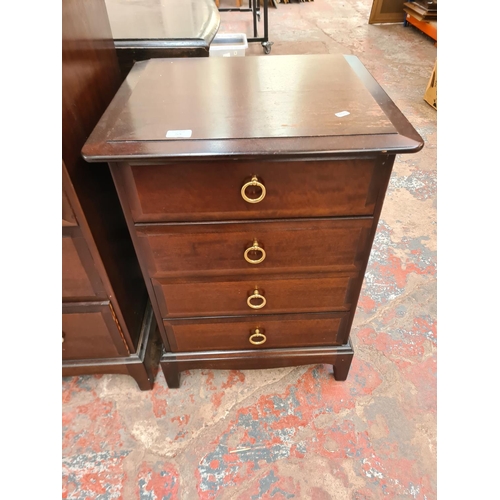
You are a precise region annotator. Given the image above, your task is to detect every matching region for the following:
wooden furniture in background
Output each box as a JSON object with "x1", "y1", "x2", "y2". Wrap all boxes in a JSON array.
[
  {"x1": 105, "y1": 0, "x2": 220, "y2": 77},
  {"x1": 403, "y1": 1, "x2": 436, "y2": 21},
  {"x1": 369, "y1": 0, "x2": 406, "y2": 24},
  {"x1": 83, "y1": 54, "x2": 423, "y2": 388},
  {"x1": 62, "y1": 0, "x2": 160, "y2": 389},
  {"x1": 404, "y1": 13, "x2": 437, "y2": 41},
  {"x1": 369, "y1": 0, "x2": 438, "y2": 39},
  {"x1": 403, "y1": 0, "x2": 437, "y2": 41},
  {"x1": 424, "y1": 60, "x2": 437, "y2": 109}
]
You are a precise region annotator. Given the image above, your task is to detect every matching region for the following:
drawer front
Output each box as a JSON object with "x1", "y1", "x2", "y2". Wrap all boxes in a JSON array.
[
  {"x1": 153, "y1": 274, "x2": 357, "y2": 318},
  {"x1": 164, "y1": 313, "x2": 348, "y2": 352},
  {"x1": 62, "y1": 234, "x2": 106, "y2": 300},
  {"x1": 62, "y1": 302, "x2": 129, "y2": 360},
  {"x1": 123, "y1": 159, "x2": 379, "y2": 222},
  {"x1": 62, "y1": 188, "x2": 77, "y2": 227},
  {"x1": 136, "y1": 218, "x2": 372, "y2": 278}
]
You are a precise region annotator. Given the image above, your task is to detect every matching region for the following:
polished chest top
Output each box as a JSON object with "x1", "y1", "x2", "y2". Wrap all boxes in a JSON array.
[{"x1": 83, "y1": 54, "x2": 423, "y2": 388}]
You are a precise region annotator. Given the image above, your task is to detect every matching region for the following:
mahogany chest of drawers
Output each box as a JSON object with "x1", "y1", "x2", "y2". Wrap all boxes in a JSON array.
[
  {"x1": 83, "y1": 54, "x2": 423, "y2": 388},
  {"x1": 62, "y1": 0, "x2": 159, "y2": 390},
  {"x1": 62, "y1": 161, "x2": 158, "y2": 389}
]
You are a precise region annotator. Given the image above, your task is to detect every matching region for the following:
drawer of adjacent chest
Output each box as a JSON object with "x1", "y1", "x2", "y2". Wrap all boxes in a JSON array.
[
  {"x1": 153, "y1": 274, "x2": 358, "y2": 318},
  {"x1": 62, "y1": 232, "x2": 106, "y2": 300},
  {"x1": 62, "y1": 302, "x2": 130, "y2": 360},
  {"x1": 164, "y1": 313, "x2": 349, "y2": 352},
  {"x1": 136, "y1": 218, "x2": 373, "y2": 278},
  {"x1": 119, "y1": 159, "x2": 380, "y2": 222}
]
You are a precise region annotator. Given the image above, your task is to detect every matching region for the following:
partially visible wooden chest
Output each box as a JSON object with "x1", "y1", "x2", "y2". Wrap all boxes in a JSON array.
[
  {"x1": 83, "y1": 54, "x2": 423, "y2": 388},
  {"x1": 62, "y1": 0, "x2": 160, "y2": 389},
  {"x1": 62, "y1": 162, "x2": 158, "y2": 389}
]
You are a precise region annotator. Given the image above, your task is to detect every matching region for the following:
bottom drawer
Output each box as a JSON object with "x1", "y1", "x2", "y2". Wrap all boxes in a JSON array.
[
  {"x1": 62, "y1": 302, "x2": 129, "y2": 360},
  {"x1": 164, "y1": 312, "x2": 349, "y2": 352}
]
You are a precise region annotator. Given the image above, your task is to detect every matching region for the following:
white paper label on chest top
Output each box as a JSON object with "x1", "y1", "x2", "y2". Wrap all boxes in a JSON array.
[{"x1": 166, "y1": 130, "x2": 192, "y2": 138}]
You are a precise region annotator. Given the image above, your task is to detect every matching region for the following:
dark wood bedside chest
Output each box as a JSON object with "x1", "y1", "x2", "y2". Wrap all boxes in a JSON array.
[{"x1": 82, "y1": 54, "x2": 423, "y2": 388}]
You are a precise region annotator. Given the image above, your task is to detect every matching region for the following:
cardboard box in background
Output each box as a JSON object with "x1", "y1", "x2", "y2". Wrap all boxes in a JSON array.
[{"x1": 424, "y1": 60, "x2": 437, "y2": 110}]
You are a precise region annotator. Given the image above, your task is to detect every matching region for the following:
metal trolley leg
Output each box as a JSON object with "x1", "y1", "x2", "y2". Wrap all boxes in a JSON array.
[
  {"x1": 218, "y1": 0, "x2": 273, "y2": 53},
  {"x1": 261, "y1": 0, "x2": 273, "y2": 53}
]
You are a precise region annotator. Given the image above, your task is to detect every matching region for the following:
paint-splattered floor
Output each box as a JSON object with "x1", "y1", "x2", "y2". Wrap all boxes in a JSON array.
[{"x1": 62, "y1": 0, "x2": 437, "y2": 497}]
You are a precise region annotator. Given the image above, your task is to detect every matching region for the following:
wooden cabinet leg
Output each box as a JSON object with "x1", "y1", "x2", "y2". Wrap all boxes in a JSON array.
[
  {"x1": 162, "y1": 363, "x2": 181, "y2": 389},
  {"x1": 332, "y1": 353, "x2": 354, "y2": 381},
  {"x1": 125, "y1": 322, "x2": 161, "y2": 391},
  {"x1": 127, "y1": 365, "x2": 154, "y2": 390}
]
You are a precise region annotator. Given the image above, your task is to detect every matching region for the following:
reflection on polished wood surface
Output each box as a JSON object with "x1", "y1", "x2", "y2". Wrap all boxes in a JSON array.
[
  {"x1": 105, "y1": 0, "x2": 220, "y2": 76},
  {"x1": 106, "y1": 0, "x2": 219, "y2": 40},
  {"x1": 83, "y1": 55, "x2": 423, "y2": 161}
]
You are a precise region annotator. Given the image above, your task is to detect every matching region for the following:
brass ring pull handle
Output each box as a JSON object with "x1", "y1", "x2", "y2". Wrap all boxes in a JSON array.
[
  {"x1": 249, "y1": 328, "x2": 267, "y2": 345},
  {"x1": 247, "y1": 289, "x2": 266, "y2": 309},
  {"x1": 241, "y1": 176, "x2": 266, "y2": 204},
  {"x1": 244, "y1": 240, "x2": 266, "y2": 264}
]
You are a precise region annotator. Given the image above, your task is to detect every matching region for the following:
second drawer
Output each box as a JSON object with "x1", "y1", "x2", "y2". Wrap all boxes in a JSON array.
[
  {"x1": 153, "y1": 274, "x2": 358, "y2": 318},
  {"x1": 164, "y1": 312, "x2": 349, "y2": 352},
  {"x1": 136, "y1": 217, "x2": 373, "y2": 277}
]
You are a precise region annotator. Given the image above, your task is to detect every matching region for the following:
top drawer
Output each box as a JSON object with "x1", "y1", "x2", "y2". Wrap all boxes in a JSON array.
[{"x1": 118, "y1": 159, "x2": 380, "y2": 222}]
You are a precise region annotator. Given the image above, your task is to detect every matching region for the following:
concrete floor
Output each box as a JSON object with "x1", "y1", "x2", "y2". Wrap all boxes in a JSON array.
[{"x1": 62, "y1": 1, "x2": 437, "y2": 498}]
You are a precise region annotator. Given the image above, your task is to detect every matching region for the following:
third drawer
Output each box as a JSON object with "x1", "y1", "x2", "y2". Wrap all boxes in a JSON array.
[{"x1": 153, "y1": 273, "x2": 359, "y2": 318}]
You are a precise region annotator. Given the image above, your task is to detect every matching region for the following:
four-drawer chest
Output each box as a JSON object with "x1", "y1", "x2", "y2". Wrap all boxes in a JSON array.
[{"x1": 83, "y1": 54, "x2": 423, "y2": 388}]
